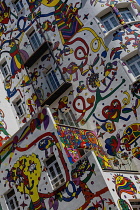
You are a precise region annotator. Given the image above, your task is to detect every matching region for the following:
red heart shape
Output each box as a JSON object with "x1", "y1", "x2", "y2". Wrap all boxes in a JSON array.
[{"x1": 102, "y1": 99, "x2": 121, "y2": 122}]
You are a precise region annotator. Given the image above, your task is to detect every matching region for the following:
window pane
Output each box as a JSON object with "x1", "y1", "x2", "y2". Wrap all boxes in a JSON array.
[
  {"x1": 46, "y1": 155, "x2": 56, "y2": 166},
  {"x1": 119, "y1": 8, "x2": 135, "y2": 22},
  {"x1": 126, "y1": 54, "x2": 140, "y2": 77},
  {"x1": 7, "y1": 189, "x2": 15, "y2": 199},
  {"x1": 137, "y1": 60, "x2": 140, "y2": 68},
  {"x1": 2, "y1": 62, "x2": 10, "y2": 78},
  {"x1": 20, "y1": 1, "x2": 23, "y2": 7},
  {"x1": 29, "y1": 31, "x2": 41, "y2": 51},
  {"x1": 30, "y1": 36, "x2": 38, "y2": 50},
  {"x1": 16, "y1": 4, "x2": 20, "y2": 12},
  {"x1": 48, "y1": 72, "x2": 57, "y2": 91},
  {"x1": 9, "y1": 200, "x2": 15, "y2": 209},
  {"x1": 104, "y1": 21, "x2": 112, "y2": 31},
  {"x1": 52, "y1": 70, "x2": 60, "y2": 87},
  {"x1": 101, "y1": 12, "x2": 118, "y2": 31},
  {"x1": 49, "y1": 166, "x2": 56, "y2": 178},
  {"x1": 130, "y1": 64, "x2": 139, "y2": 77},
  {"x1": 55, "y1": 162, "x2": 61, "y2": 174},
  {"x1": 14, "y1": 196, "x2": 18, "y2": 207},
  {"x1": 110, "y1": 17, "x2": 118, "y2": 27},
  {"x1": 18, "y1": 105, "x2": 24, "y2": 115},
  {"x1": 121, "y1": 13, "x2": 128, "y2": 22},
  {"x1": 127, "y1": 12, "x2": 135, "y2": 21}
]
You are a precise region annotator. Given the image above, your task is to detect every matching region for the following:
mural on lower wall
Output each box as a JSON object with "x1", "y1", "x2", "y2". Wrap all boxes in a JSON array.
[
  {"x1": 0, "y1": 108, "x2": 117, "y2": 210},
  {"x1": 105, "y1": 172, "x2": 140, "y2": 210},
  {"x1": 3, "y1": 153, "x2": 117, "y2": 210}
]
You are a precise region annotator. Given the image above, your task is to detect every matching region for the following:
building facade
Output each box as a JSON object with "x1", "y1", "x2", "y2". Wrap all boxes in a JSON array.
[{"x1": 0, "y1": 0, "x2": 140, "y2": 209}]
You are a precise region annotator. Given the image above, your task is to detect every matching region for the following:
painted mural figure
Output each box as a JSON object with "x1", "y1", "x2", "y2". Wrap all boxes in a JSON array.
[
  {"x1": 8, "y1": 154, "x2": 47, "y2": 210},
  {"x1": 73, "y1": 74, "x2": 125, "y2": 123},
  {"x1": 113, "y1": 175, "x2": 137, "y2": 209},
  {"x1": 0, "y1": 109, "x2": 10, "y2": 146},
  {"x1": 9, "y1": 40, "x2": 29, "y2": 78},
  {"x1": 26, "y1": 98, "x2": 35, "y2": 116},
  {"x1": 41, "y1": 0, "x2": 83, "y2": 44}
]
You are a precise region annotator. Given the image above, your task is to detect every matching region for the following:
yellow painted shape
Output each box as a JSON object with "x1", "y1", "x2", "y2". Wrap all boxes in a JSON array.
[{"x1": 41, "y1": 0, "x2": 60, "y2": 7}]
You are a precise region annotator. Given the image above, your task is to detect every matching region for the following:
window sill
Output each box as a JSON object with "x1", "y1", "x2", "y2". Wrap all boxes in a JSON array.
[
  {"x1": 103, "y1": 20, "x2": 140, "y2": 38},
  {"x1": 51, "y1": 181, "x2": 66, "y2": 191},
  {"x1": 3, "y1": 74, "x2": 11, "y2": 82},
  {"x1": 17, "y1": 113, "x2": 25, "y2": 120}
]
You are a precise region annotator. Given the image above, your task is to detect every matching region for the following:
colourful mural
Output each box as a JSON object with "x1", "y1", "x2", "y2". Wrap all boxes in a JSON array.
[
  {"x1": 0, "y1": 0, "x2": 140, "y2": 208},
  {"x1": 57, "y1": 125, "x2": 112, "y2": 169}
]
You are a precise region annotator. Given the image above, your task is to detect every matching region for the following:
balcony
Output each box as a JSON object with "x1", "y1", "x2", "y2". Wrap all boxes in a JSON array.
[
  {"x1": 39, "y1": 68, "x2": 72, "y2": 106},
  {"x1": 41, "y1": 82, "x2": 72, "y2": 106},
  {"x1": 24, "y1": 41, "x2": 52, "y2": 68}
]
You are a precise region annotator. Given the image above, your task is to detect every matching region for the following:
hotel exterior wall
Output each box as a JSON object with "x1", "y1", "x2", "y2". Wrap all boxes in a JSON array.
[{"x1": 0, "y1": 0, "x2": 140, "y2": 209}]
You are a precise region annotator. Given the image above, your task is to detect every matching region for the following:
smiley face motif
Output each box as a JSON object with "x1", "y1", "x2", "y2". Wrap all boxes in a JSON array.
[{"x1": 102, "y1": 99, "x2": 121, "y2": 122}]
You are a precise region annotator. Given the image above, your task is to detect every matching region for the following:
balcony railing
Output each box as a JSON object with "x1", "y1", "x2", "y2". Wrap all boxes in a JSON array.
[
  {"x1": 40, "y1": 68, "x2": 72, "y2": 106},
  {"x1": 24, "y1": 41, "x2": 52, "y2": 68}
]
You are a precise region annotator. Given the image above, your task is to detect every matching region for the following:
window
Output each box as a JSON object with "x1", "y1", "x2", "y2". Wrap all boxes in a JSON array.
[
  {"x1": 126, "y1": 54, "x2": 140, "y2": 77},
  {"x1": 130, "y1": 200, "x2": 140, "y2": 210},
  {"x1": 45, "y1": 69, "x2": 60, "y2": 93},
  {"x1": 1, "y1": 61, "x2": 10, "y2": 78},
  {"x1": 29, "y1": 30, "x2": 41, "y2": 51},
  {"x1": 78, "y1": 149, "x2": 89, "y2": 157},
  {"x1": 100, "y1": 12, "x2": 119, "y2": 31},
  {"x1": 14, "y1": 0, "x2": 24, "y2": 13},
  {"x1": 45, "y1": 155, "x2": 65, "y2": 189},
  {"x1": 14, "y1": 98, "x2": 25, "y2": 118},
  {"x1": 119, "y1": 8, "x2": 135, "y2": 22},
  {"x1": 60, "y1": 110, "x2": 79, "y2": 127},
  {"x1": 5, "y1": 189, "x2": 20, "y2": 210}
]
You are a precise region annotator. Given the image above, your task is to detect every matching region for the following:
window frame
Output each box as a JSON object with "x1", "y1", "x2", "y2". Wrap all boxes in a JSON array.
[
  {"x1": 100, "y1": 11, "x2": 119, "y2": 31},
  {"x1": 60, "y1": 109, "x2": 79, "y2": 127},
  {"x1": 119, "y1": 8, "x2": 135, "y2": 22},
  {"x1": 129, "y1": 199, "x2": 140, "y2": 210},
  {"x1": 28, "y1": 30, "x2": 41, "y2": 51},
  {"x1": 13, "y1": 97, "x2": 25, "y2": 118},
  {"x1": 126, "y1": 54, "x2": 140, "y2": 77},
  {"x1": 1, "y1": 61, "x2": 11, "y2": 78},
  {"x1": 5, "y1": 189, "x2": 20, "y2": 210},
  {"x1": 14, "y1": 0, "x2": 24, "y2": 13},
  {"x1": 45, "y1": 155, "x2": 65, "y2": 189},
  {"x1": 44, "y1": 68, "x2": 60, "y2": 93}
]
